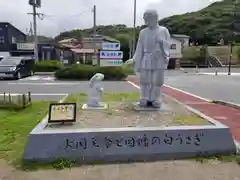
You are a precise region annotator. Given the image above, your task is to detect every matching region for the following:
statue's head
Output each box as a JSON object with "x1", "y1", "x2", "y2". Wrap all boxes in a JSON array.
[
  {"x1": 89, "y1": 73, "x2": 104, "y2": 87},
  {"x1": 143, "y1": 9, "x2": 159, "y2": 29}
]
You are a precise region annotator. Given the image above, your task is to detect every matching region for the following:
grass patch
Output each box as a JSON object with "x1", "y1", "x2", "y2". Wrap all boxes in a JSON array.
[
  {"x1": 64, "y1": 92, "x2": 140, "y2": 109},
  {"x1": 0, "y1": 101, "x2": 53, "y2": 168},
  {"x1": 175, "y1": 115, "x2": 210, "y2": 125}
]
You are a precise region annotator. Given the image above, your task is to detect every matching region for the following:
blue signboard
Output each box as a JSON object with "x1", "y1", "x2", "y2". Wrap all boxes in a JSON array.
[
  {"x1": 100, "y1": 51, "x2": 123, "y2": 59},
  {"x1": 101, "y1": 42, "x2": 121, "y2": 50}
]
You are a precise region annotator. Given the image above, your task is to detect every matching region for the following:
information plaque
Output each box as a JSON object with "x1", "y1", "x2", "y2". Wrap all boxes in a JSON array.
[{"x1": 48, "y1": 103, "x2": 76, "y2": 123}]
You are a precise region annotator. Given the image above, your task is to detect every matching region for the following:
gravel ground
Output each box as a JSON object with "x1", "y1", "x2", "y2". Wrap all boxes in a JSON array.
[
  {"x1": 46, "y1": 94, "x2": 210, "y2": 130},
  {"x1": 1, "y1": 160, "x2": 240, "y2": 180}
]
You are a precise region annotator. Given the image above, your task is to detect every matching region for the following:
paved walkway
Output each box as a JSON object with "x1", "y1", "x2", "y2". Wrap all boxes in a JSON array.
[{"x1": 127, "y1": 76, "x2": 240, "y2": 143}]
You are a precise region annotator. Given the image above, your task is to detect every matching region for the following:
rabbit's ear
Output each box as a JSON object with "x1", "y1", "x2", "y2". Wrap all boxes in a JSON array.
[{"x1": 89, "y1": 74, "x2": 97, "y2": 87}]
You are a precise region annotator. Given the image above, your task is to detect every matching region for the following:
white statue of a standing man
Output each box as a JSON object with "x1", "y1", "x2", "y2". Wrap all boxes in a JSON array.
[{"x1": 133, "y1": 9, "x2": 171, "y2": 108}]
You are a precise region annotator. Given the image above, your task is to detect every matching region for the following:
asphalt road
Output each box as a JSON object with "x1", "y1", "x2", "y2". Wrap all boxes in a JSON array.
[
  {"x1": 164, "y1": 73, "x2": 240, "y2": 104},
  {"x1": 1, "y1": 68, "x2": 240, "y2": 104},
  {"x1": 0, "y1": 75, "x2": 138, "y2": 101}
]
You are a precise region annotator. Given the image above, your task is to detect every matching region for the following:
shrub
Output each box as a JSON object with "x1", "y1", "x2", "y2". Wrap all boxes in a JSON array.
[
  {"x1": 34, "y1": 60, "x2": 61, "y2": 72},
  {"x1": 54, "y1": 65, "x2": 127, "y2": 81},
  {"x1": 122, "y1": 61, "x2": 134, "y2": 75}
]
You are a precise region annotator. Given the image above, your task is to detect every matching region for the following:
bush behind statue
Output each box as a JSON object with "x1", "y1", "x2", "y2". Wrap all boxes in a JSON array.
[
  {"x1": 55, "y1": 65, "x2": 127, "y2": 80},
  {"x1": 34, "y1": 60, "x2": 61, "y2": 72}
]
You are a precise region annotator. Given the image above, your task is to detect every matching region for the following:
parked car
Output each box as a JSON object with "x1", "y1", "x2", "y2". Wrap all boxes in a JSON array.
[{"x1": 0, "y1": 56, "x2": 35, "y2": 80}]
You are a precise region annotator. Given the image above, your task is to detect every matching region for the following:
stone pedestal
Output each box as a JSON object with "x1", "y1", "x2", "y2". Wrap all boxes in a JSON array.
[
  {"x1": 133, "y1": 102, "x2": 171, "y2": 112},
  {"x1": 82, "y1": 102, "x2": 108, "y2": 110}
]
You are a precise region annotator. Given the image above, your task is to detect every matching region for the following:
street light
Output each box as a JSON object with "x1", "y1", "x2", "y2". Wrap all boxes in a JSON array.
[{"x1": 132, "y1": 0, "x2": 137, "y2": 56}]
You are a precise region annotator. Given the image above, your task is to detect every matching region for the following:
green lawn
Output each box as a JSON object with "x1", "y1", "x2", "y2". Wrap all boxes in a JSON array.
[{"x1": 0, "y1": 101, "x2": 52, "y2": 167}]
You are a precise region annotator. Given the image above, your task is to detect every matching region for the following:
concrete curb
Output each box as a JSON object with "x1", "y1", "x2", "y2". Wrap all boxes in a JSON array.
[
  {"x1": 212, "y1": 100, "x2": 240, "y2": 109},
  {"x1": 34, "y1": 72, "x2": 55, "y2": 76}
]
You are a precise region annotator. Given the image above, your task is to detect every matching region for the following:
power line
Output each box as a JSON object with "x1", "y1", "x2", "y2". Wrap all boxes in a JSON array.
[{"x1": 42, "y1": 8, "x2": 92, "y2": 19}]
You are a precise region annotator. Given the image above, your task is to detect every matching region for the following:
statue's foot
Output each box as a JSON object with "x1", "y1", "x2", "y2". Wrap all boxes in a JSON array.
[
  {"x1": 152, "y1": 100, "x2": 162, "y2": 108},
  {"x1": 139, "y1": 99, "x2": 148, "y2": 107},
  {"x1": 87, "y1": 102, "x2": 103, "y2": 107},
  {"x1": 147, "y1": 101, "x2": 153, "y2": 107}
]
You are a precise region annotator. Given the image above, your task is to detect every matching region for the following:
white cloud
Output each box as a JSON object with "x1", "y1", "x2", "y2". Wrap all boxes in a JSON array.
[{"x1": 0, "y1": 0, "x2": 222, "y2": 37}]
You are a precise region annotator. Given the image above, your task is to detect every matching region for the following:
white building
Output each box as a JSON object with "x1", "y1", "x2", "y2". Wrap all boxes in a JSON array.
[
  {"x1": 169, "y1": 37, "x2": 183, "y2": 59},
  {"x1": 172, "y1": 34, "x2": 190, "y2": 47}
]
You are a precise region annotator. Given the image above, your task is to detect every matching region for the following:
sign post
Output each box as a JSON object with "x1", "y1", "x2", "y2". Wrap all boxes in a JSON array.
[{"x1": 99, "y1": 42, "x2": 123, "y2": 67}]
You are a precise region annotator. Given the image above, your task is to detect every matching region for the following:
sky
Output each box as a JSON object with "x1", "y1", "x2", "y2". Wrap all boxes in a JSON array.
[{"x1": 0, "y1": 0, "x2": 220, "y2": 37}]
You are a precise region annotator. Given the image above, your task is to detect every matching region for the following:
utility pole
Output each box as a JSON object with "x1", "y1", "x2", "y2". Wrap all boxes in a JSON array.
[
  {"x1": 132, "y1": 0, "x2": 137, "y2": 56},
  {"x1": 228, "y1": 1, "x2": 237, "y2": 75},
  {"x1": 92, "y1": 5, "x2": 99, "y2": 66},
  {"x1": 32, "y1": 5, "x2": 38, "y2": 62},
  {"x1": 129, "y1": 39, "x2": 132, "y2": 59},
  {"x1": 28, "y1": 0, "x2": 41, "y2": 62},
  {"x1": 93, "y1": 5, "x2": 97, "y2": 36}
]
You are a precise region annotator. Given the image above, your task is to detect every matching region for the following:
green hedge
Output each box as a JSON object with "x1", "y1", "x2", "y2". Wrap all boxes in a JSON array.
[
  {"x1": 122, "y1": 62, "x2": 134, "y2": 75},
  {"x1": 54, "y1": 65, "x2": 127, "y2": 80},
  {"x1": 34, "y1": 60, "x2": 61, "y2": 72}
]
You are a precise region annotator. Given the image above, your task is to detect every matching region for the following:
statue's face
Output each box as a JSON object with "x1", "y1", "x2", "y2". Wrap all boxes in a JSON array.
[
  {"x1": 143, "y1": 10, "x2": 158, "y2": 29},
  {"x1": 95, "y1": 73, "x2": 104, "y2": 81}
]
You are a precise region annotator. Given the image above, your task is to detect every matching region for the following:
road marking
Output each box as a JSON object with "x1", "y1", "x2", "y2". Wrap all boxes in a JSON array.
[
  {"x1": 7, "y1": 82, "x2": 80, "y2": 85},
  {"x1": 127, "y1": 80, "x2": 211, "y2": 102},
  {"x1": 20, "y1": 76, "x2": 55, "y2": 81},
  {"x1": 163, "y1": 84, "x2": 211, "y2": 102},
  {"x1": 0, "y1": 93, "x2": 68, "y2": 96}
]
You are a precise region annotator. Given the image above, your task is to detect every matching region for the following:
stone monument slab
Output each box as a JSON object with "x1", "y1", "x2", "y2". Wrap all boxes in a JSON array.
[{"x1": 23, "y1": 125, "x2": 237, "y2": 163}]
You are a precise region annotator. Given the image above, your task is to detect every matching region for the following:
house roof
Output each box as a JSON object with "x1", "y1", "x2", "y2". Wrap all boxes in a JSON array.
[
  {"x1": 101, "y1": 35, "x2": 120, "y2": 42},
  {"x1": 172, "y1": 34, "x2": 190, "y2": 38},
  {"x1": 0, "y1": 22, "x2": 26, "y2": 37},
  {"x1": 84, "y1": 34, "x2": 120, "y2": 43},
  {"x1": 170, "y1": 36, "x2": 183, "y2": 43},
  {"x1": 71, "y1": 48, "x2": 94, "y2": 53},
  {"x1": 58, "y1": 38, "x2": 79, "y2": 44}
]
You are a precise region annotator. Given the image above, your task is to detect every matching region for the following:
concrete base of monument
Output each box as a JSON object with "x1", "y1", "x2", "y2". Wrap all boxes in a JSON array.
[
  {"x1": 82, "y1": 102, "x2": 108, "y2": 110},
  {"x1": 23, "y1": 125, "x2": 237, "y2": 163},
  {"x1": 133, "y1": 102, "x2": 171, "y2": 111},
  {"x1": 23, "y1": 94, "x2": 238, "y2": 163}
]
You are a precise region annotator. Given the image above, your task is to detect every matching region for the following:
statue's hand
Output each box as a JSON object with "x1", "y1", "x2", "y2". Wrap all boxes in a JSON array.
[
  {"x1": 165, "y1": 64, "x2": 168, "y2": 70},
  {"x1": 133, "y1": 61, "x2": 140, "y2": 73}
]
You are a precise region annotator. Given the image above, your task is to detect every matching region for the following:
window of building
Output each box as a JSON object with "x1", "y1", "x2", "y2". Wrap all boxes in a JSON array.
[
  {"x1": 170, "y1": 44, "x2": 176, "y2": 49},
  {"x1": 0, "y1": 36, "x2": 4, "y2": 44},
  {"x1": 12, "y1": 36, "x2": 16, "y2": 43}
]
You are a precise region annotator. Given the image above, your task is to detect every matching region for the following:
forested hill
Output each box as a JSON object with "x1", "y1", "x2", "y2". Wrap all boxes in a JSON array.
[
  {"x1": 54, "y1": 0, "x2": 240, "y2": 45},
  {"x1": 159, "y1": 0, "x2": 240, "y2": 44}
]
